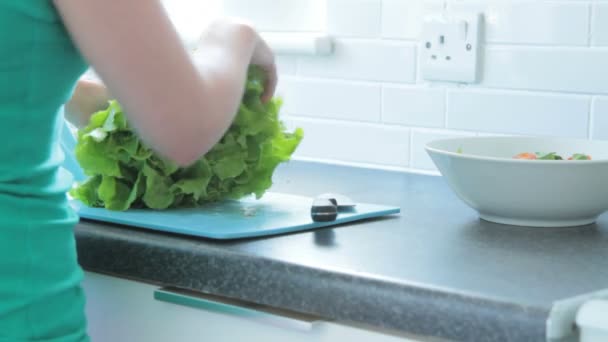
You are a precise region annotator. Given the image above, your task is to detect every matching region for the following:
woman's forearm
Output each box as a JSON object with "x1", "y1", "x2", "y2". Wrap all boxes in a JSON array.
[{"x1": 55, "y1": 0, "x2": 275, "y2": 166}]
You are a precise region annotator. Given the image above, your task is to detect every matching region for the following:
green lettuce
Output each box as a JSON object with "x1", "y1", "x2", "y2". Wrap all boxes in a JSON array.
[{"x1": 70, "y1": 66, "x2": 304, "y2": 210}]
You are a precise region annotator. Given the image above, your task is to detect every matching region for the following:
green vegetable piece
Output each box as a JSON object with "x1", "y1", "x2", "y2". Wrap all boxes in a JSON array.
[
  {"x1": 142, "y1": 163, "x2": 175, "y2": 210},
  {"x1": 69, "y1": 175, "x2": 103, "y2": 207},
  {"x1": 147, "y1": 155, "x2": 179, "y2": 177},
  {"x1": 97, "y1": 175, "x2": 137, "y2": 211},
  {"x1": 170, "y1": 159, "x2": 213, "y2": 201},
  {"x1": 535, "y1": 152, "x2": 563, "y2": 160},
  {"x1": 571, "y1": 153, "x2": 590, "y2": 160},
  {"x1": 212, "y1": 154, "x2": 247, "y2": 180},
  {"x1": 74, "y1": 137, "x2": 123, "y2": 177}
]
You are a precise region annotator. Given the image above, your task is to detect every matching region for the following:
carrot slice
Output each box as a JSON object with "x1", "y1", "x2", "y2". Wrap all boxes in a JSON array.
[{"x1": 513, "y1": 152, "x2": 537, "y2": 160}]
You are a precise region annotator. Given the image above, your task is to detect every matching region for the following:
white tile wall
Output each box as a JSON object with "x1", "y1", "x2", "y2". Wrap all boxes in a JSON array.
[
  {"x1": 283, "y1": 117, "x2": 411, "y2": 167},
  {"x1": 382, "y1": 86, "x2": 445, "y2": 128},
  {"x1": 592, "y1": 4, "x2": 608, "y2": 46},
  {"x1": 279, "y1": 77, "x2": 381, "y2": 122},
  {"x1": 219, "y1": 0, "x2": 608, "y2": 173},
  {"x1": 592, "y1": 97, "x2": 608, "y2": 140},
  {"x1": 327, "y1": 0, "x2": 382, "y2": 38},
  {"x1": 449, "y1": 1, "x2": 589, "y2": 46},
  {"x1": 381, "y1": 0, "x2": 445, "y2": 40},
  {"x1": 222, "y1": 0, "x2": 326, "y2": 32},
  {"x1": 447, "y1": 89, "x2": 590, "y2": 138},
  {"x1": 276, "y1": 57, "x2": 298, "y2": 75},
  {"x1": 482, "y1": 47, "x2": 608, "y2": 94},
  {"x1": 298, "y1": 40, "x2": 417, "y2": 83}
]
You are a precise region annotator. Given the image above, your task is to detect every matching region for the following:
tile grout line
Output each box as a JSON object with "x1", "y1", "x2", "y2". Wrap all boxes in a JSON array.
[
  {"x1": 378, "y1": 0, "x2": 384, "y2": 39},
  {"x1": 588, "y1": 2, "x2": 594, "y2": 47},
  {"x1": 408, "y1": 127, "x2": 415, "y2": 168},
  {"x1": 444, "y1": 88, "x2": 449, "y2": 129},
  {"x1": 588, "y1": 97, "x2": 595, "y2": 140},
  {"x1": 379, "y1": 84, "x2": 385, "y2": 124}
]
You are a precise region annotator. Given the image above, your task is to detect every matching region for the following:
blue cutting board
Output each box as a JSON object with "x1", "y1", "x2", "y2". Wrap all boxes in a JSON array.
[
  {"x1": 71, "y1": 193, "x2": 400, "y2": 239},
  {"x1": 61, "y1": 122, "x2": 400, "y2": 239}
]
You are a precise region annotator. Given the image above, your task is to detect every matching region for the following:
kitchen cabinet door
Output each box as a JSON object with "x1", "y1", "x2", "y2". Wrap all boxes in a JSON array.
[{"x1": 82, "y1": 271, "x2": 418, "y2": 342}]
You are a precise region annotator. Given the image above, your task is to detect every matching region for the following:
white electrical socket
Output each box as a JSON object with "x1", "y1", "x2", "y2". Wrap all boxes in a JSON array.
[{"x1": 420, "y1": 12, "x2": 482, "y2": 83}]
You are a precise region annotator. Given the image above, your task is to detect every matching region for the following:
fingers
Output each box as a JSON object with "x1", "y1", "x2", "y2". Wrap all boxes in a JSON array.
[
  {"x1": 261, "y1": 64, "x2": 277, "y2": 103},
  {"x1": 251, "y1": 37, "x2": 277, "y2": 103}
]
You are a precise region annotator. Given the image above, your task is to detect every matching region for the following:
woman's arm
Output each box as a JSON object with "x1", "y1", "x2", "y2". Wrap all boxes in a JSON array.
[{"x1": 53, "y1": 0, "x2": 276, "y2": 166}]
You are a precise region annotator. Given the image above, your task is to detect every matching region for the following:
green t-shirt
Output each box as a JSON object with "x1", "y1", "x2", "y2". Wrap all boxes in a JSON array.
[
  {"x1": 0, "y1": 1, "x2": 89, "y2": 340},
  {"x1": 0, "y1": 1, "x2": 87, "y2": 222}
]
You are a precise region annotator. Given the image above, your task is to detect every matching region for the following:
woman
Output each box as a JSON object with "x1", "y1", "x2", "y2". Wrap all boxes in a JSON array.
[{"x1": 0, "y1": 0, "x2": 276, "y2": 340}]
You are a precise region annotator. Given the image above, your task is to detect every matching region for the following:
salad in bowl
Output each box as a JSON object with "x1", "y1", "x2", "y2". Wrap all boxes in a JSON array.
[{"x1": 426, "y1": 136, "x2": 608, "y2": 227}]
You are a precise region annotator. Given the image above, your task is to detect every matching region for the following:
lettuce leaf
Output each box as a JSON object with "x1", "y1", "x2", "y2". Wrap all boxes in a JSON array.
[{"x1": 70, "y1": 66, "x2": 303, "y2": 210}]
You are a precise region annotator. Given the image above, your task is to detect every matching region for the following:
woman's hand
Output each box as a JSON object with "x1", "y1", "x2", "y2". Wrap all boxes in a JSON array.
[
  {"x1": 251, "y1": 36, "x2": 276, "y2": 103},
  {"x1": 196, "y1": 18, "x2": 277, "y2": 102},
  {"x1": 65, "y1": 78, "x2": 110, "y2": 128}
]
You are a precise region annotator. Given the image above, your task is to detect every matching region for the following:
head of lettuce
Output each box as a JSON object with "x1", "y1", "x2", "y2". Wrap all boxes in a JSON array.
[{"x1": 69, "y1": 66, "x2": 304, "y2": 211}]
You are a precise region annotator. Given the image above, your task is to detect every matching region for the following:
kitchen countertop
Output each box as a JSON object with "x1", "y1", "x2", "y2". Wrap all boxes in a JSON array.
[{"x1": 75, "y1": 161, "x2": 608, "y2": 342}]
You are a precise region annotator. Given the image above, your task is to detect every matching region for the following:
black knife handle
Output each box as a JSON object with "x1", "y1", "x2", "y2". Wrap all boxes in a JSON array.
[{"x1": 311, "y1": 198, "x2": 338, "y2": 222}]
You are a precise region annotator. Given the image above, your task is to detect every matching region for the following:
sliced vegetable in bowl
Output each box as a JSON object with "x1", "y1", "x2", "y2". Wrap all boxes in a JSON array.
[
  {"x1": 425, "y1": 136, "x2": 608, "y2": 227},
  {"x1": 513, "y1": 152, "x2": 591, "y2": 160},
  {"x1": 513, "y1": 152, "x2": 539, "y2": 160},
  {"x1": 569, "y1": 153, "x2": 592, "y2": 160}
]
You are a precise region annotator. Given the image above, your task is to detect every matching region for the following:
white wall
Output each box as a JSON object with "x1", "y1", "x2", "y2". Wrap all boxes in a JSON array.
[
  {"x1": 153, "y1": 1, "x2": 608, "y2": 173},
  {"x1": 219, "y1": 0, "x2": 608, "y2": 173}
]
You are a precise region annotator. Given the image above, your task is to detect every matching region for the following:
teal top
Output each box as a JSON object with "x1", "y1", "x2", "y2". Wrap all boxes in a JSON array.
[
  {"x1": 0, "y1": 0, "x2": 86, "y2": 216},
  {"x1": 0, "y1": 1, "x2": 89, "y2": 340},
  {"x1": 0, "y1": 1, "x2": 86, "y2": 220}
]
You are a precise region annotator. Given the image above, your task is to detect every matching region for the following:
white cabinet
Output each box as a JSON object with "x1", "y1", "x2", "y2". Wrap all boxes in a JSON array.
[{"x1": 82, "y1": 272, "x2": 418, "y2": 342}]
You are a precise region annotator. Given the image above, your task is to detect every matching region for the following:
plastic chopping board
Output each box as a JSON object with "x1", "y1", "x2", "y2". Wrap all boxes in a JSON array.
[
  {"x1": 61, "y1": 121, "x2": 400, "y2": 239},
  {"x1": 71, "y1": 193, "x2": 400, "y2": 239}
]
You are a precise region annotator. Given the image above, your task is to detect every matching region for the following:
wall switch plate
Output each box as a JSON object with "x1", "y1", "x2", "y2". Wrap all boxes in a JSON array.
[{"x1": 420, "y1": 12, "x2": 482, "y2": 83}]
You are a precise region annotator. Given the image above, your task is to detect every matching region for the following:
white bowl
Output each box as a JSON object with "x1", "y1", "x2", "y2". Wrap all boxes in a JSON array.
[{"x1": 425, "y1": 136, "x2": 608, "y2": 227}]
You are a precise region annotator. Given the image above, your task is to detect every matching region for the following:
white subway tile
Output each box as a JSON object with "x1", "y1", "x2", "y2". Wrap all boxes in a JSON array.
[
  {"x1": 284, "y1": 118, "x2": 410, "y2": 167},
  {"x1": 327, "y1": 0, "x2": 381, "y2": 38},
  {"x1": 411, "y1": 129, "x2": 475, "y2": 170},
  {"x1": 222, "y1": 0, "x2": 326, "y2": 32},
  {"x1": 449, "y1": 1, "x2": 589, "y2": 46},
  {"x1": 298, "y1": 40, "x2": 417, "y2": 83},
  {"x1": 447, "y1": 89, "x2": 590, "y2": 138},
  {"x1": 381, "y1": 0, "x2": 445, "y2": 40},
  {"x1": 592, "y1": 97, "x2": 608, "y2": 140},
  {"x1": 482, "y1": 47, "x2": 608, "y2": 94},
  {"x1": 277, "y1": 57, "x2": 297, "y2": 75},
  {"x1": 382, "y1": 86, "x2": 445, "y2": 128},
  {"x1": 592, "y1": 4, "x2": 608, "y2": 46},
  {"x1": 278, "y1": 78, "x2": 381, "y2": 122}
]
